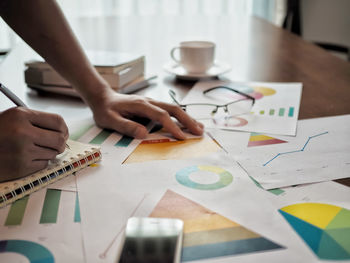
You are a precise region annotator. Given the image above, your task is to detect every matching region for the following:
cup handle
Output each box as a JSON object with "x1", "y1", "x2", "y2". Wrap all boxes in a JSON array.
[{"x1": 170, "y1": 47, "x2": 181, "y2": 64}]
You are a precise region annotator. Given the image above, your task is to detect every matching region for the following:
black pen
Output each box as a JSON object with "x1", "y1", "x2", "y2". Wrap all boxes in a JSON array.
[{"x1": 0, "y1": 82, "x2": 70, "y2": 149}]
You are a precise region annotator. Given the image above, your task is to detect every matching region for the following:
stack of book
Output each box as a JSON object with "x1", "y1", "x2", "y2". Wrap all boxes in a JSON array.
[{"x1": 24, "y1": 51, "x2": 154, "y2": 97}]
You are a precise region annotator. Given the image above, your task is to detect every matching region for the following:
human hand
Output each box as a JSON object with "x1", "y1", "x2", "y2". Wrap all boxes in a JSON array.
[
  {"x1": 0, "y1": 107, "x2": 69, "y2": 182},
  {"x1": 89, "y1": 91, "x2": 204, "y2": 139}
]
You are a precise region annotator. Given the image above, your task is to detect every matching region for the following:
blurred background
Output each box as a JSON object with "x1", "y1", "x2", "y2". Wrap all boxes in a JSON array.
[{"x1": 1, "y1": 0, "x2": 349, "y2": 62}]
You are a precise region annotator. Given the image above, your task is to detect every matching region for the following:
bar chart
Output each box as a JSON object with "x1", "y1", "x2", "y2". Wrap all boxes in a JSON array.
[
  {"x1": 3, "y1": 189, "x2": 80, "y2": 227},
  {"x1": 253, "y1": 107, "x2": 295, "y2": 117}
]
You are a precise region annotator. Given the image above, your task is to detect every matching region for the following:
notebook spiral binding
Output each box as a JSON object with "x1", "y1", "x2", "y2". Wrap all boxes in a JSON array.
[{"x1": 0, "y1": 147, "x2": 101, "y2": 208}]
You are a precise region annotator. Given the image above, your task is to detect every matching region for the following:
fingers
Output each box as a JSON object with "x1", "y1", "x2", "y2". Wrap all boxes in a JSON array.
[
  {"x1": 28, "y1": 109, "x2": 69, "y2": 139},
  {"x1": 31, "y1": 145, "x2": 58, "y2": 160},
  {"x1": 131, "y1": 102, "x2": 187, "y2": 140},
  {"x1": 96, "y1": 96, "x2": 204, "y2": 140},
  {"x1": 151, "y1": 101, "x2": 204, "y2": 136},
  {"x1": 107, "y1": 111, "x2": 148, "y2": 139},
  {"x1": 27, "y1": 160, "x2": 49, "y2": 175},
  {"x1": 32, "y1": 126, "x2": 67, "y2": 153}
]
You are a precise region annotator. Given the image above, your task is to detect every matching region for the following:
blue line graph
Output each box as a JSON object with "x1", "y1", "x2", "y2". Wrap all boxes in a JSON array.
[{"x1": 263, "y1": 131, "x2": 329, "y2": 166}]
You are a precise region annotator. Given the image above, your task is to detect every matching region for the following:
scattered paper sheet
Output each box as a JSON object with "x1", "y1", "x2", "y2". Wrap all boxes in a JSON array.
[
  {"x1": 0, "y1": 187, "x2": 85, "y2": 262},
  {"x1": 267, "y1": 181, "x2": 350, "y2": 261},
  {"x1": 210, "y1": 115, "x2": 350, "y2": 189},
  {"x1": 181, "y1": 80, "x2": 302, "y2": 136},
  {"x1": 77, "y1": 152, "x2": 314, "y2": 263}
]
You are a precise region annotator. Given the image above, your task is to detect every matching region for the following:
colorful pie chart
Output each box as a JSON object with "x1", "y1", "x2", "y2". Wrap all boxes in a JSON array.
[
  {"x1": 0, "y1": 240, "x2": 54, "y2": 263},
  {"x1": 279, "y1": 203, "x2": 350, "y2": 260},
  {"x1": 176, "y1": 165, "x2": 233, "y2": 190}
]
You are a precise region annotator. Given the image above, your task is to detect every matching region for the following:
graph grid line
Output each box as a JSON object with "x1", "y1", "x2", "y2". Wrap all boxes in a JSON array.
[{"x1": 263, "y1": 131, "x2": 329, "y2": 166}]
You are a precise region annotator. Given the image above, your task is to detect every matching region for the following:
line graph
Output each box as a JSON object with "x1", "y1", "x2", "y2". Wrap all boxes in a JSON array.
[{"x1": 263, "y1": 131, "x2": 329, "y2": 166}]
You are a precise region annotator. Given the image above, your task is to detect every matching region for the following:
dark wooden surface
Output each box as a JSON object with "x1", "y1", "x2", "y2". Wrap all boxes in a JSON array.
[
  {"x1": 74, "y1": 15, "x2": 350, "y2": 119},
  {"x1": 246, "y1": 17, "x2": 350, "y2": 120}
]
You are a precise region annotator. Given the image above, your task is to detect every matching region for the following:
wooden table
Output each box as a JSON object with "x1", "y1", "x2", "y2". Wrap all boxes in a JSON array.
[
  {"x1": 71, "y1": 15, "x2": 350, "y2": 119},
  {"x1": 1, "y1": 15, "x2": 349, "y2": 184}
]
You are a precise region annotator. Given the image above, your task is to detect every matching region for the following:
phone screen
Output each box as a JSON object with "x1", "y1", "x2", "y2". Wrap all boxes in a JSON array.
[{"x1": 117, "y1": 217, "x2": 183, "y2": 263}]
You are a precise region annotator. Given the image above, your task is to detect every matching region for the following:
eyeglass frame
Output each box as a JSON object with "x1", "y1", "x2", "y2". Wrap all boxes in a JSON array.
[{"x1": 169, "y1": 85, "x2": 256, "y2": 115}]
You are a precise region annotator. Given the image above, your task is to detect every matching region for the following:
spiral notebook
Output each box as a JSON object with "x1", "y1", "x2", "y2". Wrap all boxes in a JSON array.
[{"x1": 0, "y1": 140, "x2": 101, "y2": 208}]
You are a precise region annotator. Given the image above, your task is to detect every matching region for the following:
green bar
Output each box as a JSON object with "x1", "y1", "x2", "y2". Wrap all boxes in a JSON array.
[
  {"x1": 288, "y1": 107, "x2": 295, "y2": 117},
  {"x1": 115, "y1": 135, "x2": 134, "y2": 147},
  {"x1": 268, "y1": 188, "x2": 285, "y2": 195},
  {"x1": 89, "y1": 129, "x2": 113, "y2": 145},
  {"x1": 250, "y1": 176, "x2": 284, "y2": 196},
  {"x1": 5, "y1": 196, "x2": 29, "y2": 226},
  {"x1": 259, "y1": 110, "x2": 265, "y2": 115},
  {"x1": 74, "y1": 193, "x2": 81, "y2": 223},
  {"x1": 69, "y1": 124, "x2": 93, "y2": 141},
  {"x1": 40, "y1": 189, "x2": 61, "y2": 224},
  {"x1": 269, "y1": 109, "x2": 275, "y2": 116},
  {"x1": 279, "y1": 108, "x2": 285, "y2": 116}
]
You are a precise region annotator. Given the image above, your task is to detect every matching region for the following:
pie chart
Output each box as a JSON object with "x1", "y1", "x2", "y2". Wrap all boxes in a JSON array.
[{"x1": 279, "y1": 203, "x2": 350, "y2": 260}]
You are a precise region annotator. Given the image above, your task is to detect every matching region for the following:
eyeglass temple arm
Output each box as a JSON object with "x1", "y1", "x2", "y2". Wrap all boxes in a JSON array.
[
  {"x1": 168, "y1": 89, "x2": 186, "y2": 108},
  {"x1": 204, "y1": 86, "x2": 256, "y2": 104}
]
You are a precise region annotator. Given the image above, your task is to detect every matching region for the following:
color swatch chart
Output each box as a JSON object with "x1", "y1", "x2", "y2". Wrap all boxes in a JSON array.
[
  {"x1": 252, "y1": 107, "x2": 295, "y2": 117},
  {"x1": 150, "y1": 190, "x2": 283, "y2": 261},
  {"x1": 3, "y1": 189, "x2": 80, "y2": 227},
  {"x1": 248, "y1": 132, "x2": 287, "y2": 147},
  {"x1": 279, "y1": 203, "x2": 350, "y2": 260}
]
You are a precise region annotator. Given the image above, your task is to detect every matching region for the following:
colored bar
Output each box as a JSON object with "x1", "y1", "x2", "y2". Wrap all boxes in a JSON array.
[
  {"x1": 89, "y1": 129, "x2": 113, "y2": 145},
  {"x1": 269, "y1": 109, "x2": 275, "y2": 115},
  {"x1": 184, "y1": 227, "x2": 259, "y2": 247},
  {"x1": 74, "y1": 193, "x2": 81, "y2": 223},
  {"x1": 115, "y1": 135, "x2": 134, "y2": 147},
  {"x1": 69, "y1": 124, "x2": 93, "y2": 141},
  {"x1": 40, "y1": 189, "x2": 61, "y2": 224},
  {"x1": 182, "y1": 237, "x2": 283, "y2": 262},
  {"x1": 288, "y1": 107, "x2": 295, "y2": 117},
  {"x1": 5, "y1": 196, "x2": 29, "y2": 226},
  {"x1": 268, "y1": 188, "x2": 285, "y2": 195},
  {"x1": 249, "y1": 176, "x2": 284, "y2": 196},
  {"x1": 279, "y1": 108, "x2": 285, "y2": 116},
  {"x1": 259, "y1": 110, "x2": 265, "y2": 115}
]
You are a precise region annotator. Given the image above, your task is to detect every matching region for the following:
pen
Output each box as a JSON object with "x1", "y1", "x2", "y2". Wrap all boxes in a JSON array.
[{"x1": 0, "y1": 82, "x2": 70, "y2": 149}]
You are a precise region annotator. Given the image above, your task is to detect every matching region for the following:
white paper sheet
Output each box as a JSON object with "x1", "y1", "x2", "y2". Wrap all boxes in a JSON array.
[
  {"x1": 210, "y1": 115, "x2": 350, "y2": 189},
  {"x1": 266, "y1": 181, "x2": 350, "y2": 262},
  {"x1": 0, "y1": 187, "x2": 85, "y2": 262},
  {"x1": 76, "y1": 151, "x2": 329, "y2": 263},
  {"x1": 181, "y1": 80, "x2": 302, "y2": 136}
]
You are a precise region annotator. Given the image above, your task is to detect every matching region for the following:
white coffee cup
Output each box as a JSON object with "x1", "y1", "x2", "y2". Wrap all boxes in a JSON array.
[{"x1": 170, "y1": 41, "x2": 215, "y2": 73}]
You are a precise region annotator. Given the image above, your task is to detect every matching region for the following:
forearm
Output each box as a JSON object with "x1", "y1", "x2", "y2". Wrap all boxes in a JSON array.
[{"x1": 0, "y1": 0, "x2": 111, "y2": 108}]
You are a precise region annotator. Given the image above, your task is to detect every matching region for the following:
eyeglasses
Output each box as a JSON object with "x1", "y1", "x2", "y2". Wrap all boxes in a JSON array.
[{"x1": 169, "y1": 86, "x2": 255, "y2": 119}]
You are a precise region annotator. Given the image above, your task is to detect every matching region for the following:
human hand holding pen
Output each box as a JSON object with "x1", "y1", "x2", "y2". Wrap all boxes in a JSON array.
[
  {"x1": 0, "y1": 83, "x2": 69, "y2": 182},
  {"x1": 0, "y1": 83, "x2": 70, "y2": 149}
]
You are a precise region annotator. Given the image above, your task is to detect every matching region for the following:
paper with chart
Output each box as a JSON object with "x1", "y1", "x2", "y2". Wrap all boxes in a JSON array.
[
  {"x1": 234, "y1": 115, "x2": 350, "y2": 189},
  {"x1": 67, "y1": 118, "x2": 149, "y2": 165},
  {"x1": 181, "y1": 80, "x2": 302, "y2": 136},
  {"x1": 0, "y1": 184, "x2": 84, "y2": 262},
  {"x1": 68, "y1": 118, "x2": 206, "y2": 164},
  {"x1": 267, "y1": 181, "x2": 350, "y2": 261},
  {"x1": 76, "y1": 152, "x2": 318, "y2": 263}
]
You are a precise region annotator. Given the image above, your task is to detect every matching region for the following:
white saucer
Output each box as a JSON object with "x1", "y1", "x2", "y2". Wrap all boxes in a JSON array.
[{"x1": 163, "y1": 60, "x2": 231, "y2": 80}]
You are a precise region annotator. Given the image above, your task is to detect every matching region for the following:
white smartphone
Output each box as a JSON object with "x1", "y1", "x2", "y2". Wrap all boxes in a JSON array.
[{"x1": 116, "y1": 217, "x2": 184, "y2": 263}]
